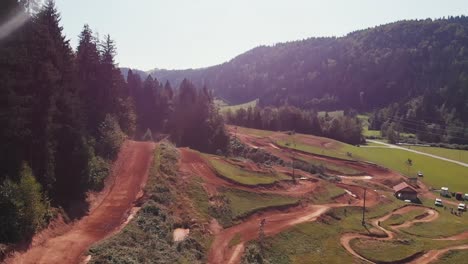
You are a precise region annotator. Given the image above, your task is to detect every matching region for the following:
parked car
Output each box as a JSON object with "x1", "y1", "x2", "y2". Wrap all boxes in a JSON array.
[
  {"x1": 456, "y1": 192, "x2": 464, "y2": 200},
  {"x1": 435, "y1": 198, "x2": 443, "y2": 206},
  {"x1": 465, "y1": 193, "x2": 468, "y2": 201},
  {"x1": 417, "y1": 171, "x2": 423, "y2": 177},
  {"x1": 441, "y1": 187, "x2": 450, "y2": 197},
  {"x1": 457, "y1": 203, "x2": 466, "y2": 211}
]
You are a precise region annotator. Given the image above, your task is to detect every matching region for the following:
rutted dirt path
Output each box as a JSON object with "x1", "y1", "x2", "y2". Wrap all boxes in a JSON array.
[
  {"x1": 340, "y1": 205, "x2": 468, "y2": 264},
  {"x1": 208, "y1": 204, "x2": 335, "y2": 264},
  {"x1": 6, "y1": 141, "x2": 155, "y2": 264}
]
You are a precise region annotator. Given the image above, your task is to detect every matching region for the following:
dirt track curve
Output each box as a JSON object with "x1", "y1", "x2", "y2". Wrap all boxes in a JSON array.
[
  {"x1": 340, "y1": 205, "x2": 468, "y2": 264},
  {"x1": 6, "y1": 140, "x2": 155, "y2": 264}
]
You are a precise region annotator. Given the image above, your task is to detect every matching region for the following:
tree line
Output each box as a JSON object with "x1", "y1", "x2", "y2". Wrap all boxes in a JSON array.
[
  {"x1": 0, "y1": 0, "x2": 227, "y2": 245},
  {"x1": 153, "y1": 17, "x2": 468, "y2": 132},
  {"x1": 225, "y1": 106, "x2": 363, "y2": 145}
]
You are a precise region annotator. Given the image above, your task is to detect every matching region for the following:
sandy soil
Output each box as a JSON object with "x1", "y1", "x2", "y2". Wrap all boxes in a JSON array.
[{"x1": 5, "y1": 141, "x2": 155, "y2": 264}]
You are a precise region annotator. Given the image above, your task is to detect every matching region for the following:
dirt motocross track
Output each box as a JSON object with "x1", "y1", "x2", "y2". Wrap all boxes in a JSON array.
[
  {"x1": 201, "y1": 127, "x2": 468, "y2": 264},
  {"x1": 6, "y1": 141, "x2": 155, "y2": 264}
]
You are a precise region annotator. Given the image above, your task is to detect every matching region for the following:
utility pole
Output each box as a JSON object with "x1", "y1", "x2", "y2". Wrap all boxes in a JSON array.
[
  {"x1": 362, "y1": 188, "x2": 367, "y2": 226},
  {"x1": 292, "y1": 131, "x2": 296, "y2": 183},
  {"x1": 259, "y1": 218, "x2": 266, "y2": 255}
]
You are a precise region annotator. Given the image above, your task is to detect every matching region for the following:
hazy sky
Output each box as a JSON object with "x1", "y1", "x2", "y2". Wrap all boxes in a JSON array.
[{"x1": 55, "y1": 0, "x2": 468, "y2": 71}]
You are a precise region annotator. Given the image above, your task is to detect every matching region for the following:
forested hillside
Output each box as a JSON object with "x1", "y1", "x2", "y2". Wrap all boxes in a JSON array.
[
  {"x1": 0, "y1": 0, "x2": 227, "y2": 247},
  {"x1": 152, "y1": 17, "x2": 468, "y2": 144}
]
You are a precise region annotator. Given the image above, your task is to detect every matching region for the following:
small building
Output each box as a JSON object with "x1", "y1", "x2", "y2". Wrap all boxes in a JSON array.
[
  {"x1": 441, "y1": 187, "x2": 450, "y2": 197},
  {"x1": 393, "y1": 182, "x2": 418, "y2": 201}
]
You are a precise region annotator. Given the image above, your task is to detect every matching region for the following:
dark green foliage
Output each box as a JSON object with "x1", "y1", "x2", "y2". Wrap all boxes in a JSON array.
[
  {"x1": 0, "y1": 163, "x2": 49, "y2": 243},
  {"x1": 227, "y1": 106, "x2": 363, "y2": 145},
  {"x1": 207, "y1": 194, "x2": 233, "y2": 227},
  {"x1": 153, "y1": 17, "x2": 468, "y2": 120},
  {"x1": 96, "y1": 114, "x2": 126, "y2": 160},
  {"x1": 0, "y1": 1, "x2": 131, "y2": 243},
  {"x1": 167, "y1": 79, "x2": 229, "y2": 153},
  {"x1": 229, "y1": 138, "x2": 283, "y2": 165},
  {"x1": 241, "y1": 243, "x2": 270, "y2": 264}
]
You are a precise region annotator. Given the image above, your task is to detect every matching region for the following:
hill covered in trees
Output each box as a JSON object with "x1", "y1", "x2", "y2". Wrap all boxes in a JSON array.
[
  {"x1": 0, "y1": 0, "x2": 227, "y2": 248},
  {"x1": 151, "y1": 17, "x2": 468, "y2": 144}
]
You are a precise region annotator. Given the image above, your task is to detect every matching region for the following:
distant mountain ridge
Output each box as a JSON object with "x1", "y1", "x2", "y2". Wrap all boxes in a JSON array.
[{"x1": 129, "y1": 17, "x2": 468, "y2": 121}]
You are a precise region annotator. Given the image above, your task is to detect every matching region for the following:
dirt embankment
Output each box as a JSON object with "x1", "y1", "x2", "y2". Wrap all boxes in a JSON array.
[{"x1": 5, "y1": 141, "x2": 155, "y2": 264}]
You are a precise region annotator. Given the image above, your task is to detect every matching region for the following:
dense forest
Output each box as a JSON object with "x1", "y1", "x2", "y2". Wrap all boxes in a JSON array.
[
  {"x1": 152, "y1": 17, "x2": 468, "y2": 144},
  {"x1": 0, "y1": 0, "x2": 227, "y2": 246}
]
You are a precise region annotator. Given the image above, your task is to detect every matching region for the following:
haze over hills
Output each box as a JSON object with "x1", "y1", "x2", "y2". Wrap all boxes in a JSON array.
[{"x1": 134, "y1": 17, "x2": 468, "y2": 121}]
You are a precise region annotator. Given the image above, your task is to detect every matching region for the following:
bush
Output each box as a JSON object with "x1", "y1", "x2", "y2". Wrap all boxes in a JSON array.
[
  {"x1": 87, "y1": 155, "x2": 109, "y2": 191},
  {"x1": 97, "y1": 114, "x2": 126, "y2": 159},
  {"x1": 0, "y1": 163, "x2": 49, "y2": 243}
]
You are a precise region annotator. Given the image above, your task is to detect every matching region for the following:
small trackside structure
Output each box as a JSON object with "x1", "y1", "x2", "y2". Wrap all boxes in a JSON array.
[
  {"x1": 441, "y1": 187, "x2": 450, "y2": 197},
  {"x1": 393, "y1": 182, "x2": 418, "y2": 201}
]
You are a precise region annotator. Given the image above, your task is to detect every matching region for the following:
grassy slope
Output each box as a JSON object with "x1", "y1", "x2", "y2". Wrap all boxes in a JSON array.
[
  {"x1": 223, "y1": 189, "x2": 299, "y2": 218},
  {"x1": 220, "y1": 99, "x2": 258, "y2": 113},
  {"x1": 401, "y1": 146, "x2": 468, "y2": 164},
  {"x1": 206, "y1": 156, "x2": 290, "y2": 185},
  {"x1": 235, "y1": 126, "x2": 275, "y2": 137},
  {"x1": 381, "y1": 208, "x2": 427, "y2": 228},
  {"x1": 347, "y1": 146, "x2": 468, "y2": 192},
  {"x1": 436, "y1": 250, "x2": 468, "y2": 264},
  {"x1": 261, "y1": 199, "x2": 405, "y2": 264},
  {"x1": 271, "y1": 129, "x2": 468, "y2": 192},
  {"x1": 400, "y1": 198, "x2": 468, "y2": 238}
]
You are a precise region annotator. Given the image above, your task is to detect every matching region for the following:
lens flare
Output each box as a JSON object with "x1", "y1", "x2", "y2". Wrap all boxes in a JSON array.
[{"x1": 0, "y1": 11, "x2": 29, "y2": 41}]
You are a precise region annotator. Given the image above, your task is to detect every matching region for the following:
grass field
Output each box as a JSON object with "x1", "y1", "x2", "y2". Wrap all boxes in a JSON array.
[
  {"x1": 276, "y1": 138, "x2": 350, "y2": 160},
  {"x1": 261, "y1": 199, "x2": 405, "y2": 263},
  {"x1": 318, "y1": 110, "x2": 344, "y2": 118},
  {"x1": 381, "y1": 208, "x2": 427, "y2": 228},
  {"x1": 401, "y1": 145, "x2": 468, "y2": 164},
  {"x1": 351, "y1": 237, "x2": 466, "y2": 263},
  {"x1": 295, "y1": 154, "x2": 363, "y2": 175},
  {"x1": 309, "y1": 183, "x2": 346, "y2": 204},
  {"x1": 436, "y1": 250, "x2": 468, "y2": 264},
  {"x1": 346, "y1": 146, "x2": 468, "y2": 192},
  {"x1": 206, "y1": 156, "x2": 290, "y2": 185},
  {"x1": 274, "y1": 132, "x2": 468, "y2": 192},
  {"x1": 400, "y1": 198, "x2": 468, "y2": 238},
  {"x1": 235, "y1": 126, "x2": 274, "y2": 137},
  {"x1": 223, "y1": 189, "x2": 299, "y2": 218},
  {"x1": 220, "y1": 99, "x2": 258, "y2": 113}
]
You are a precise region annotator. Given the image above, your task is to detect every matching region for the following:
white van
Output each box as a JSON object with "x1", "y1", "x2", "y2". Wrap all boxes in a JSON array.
[
  {"x1": 458, "y1": 203, "x2": 466, "y2": 211},
  {"x1": 435, "y1": 198, "x2": 443, "y2": 206}
]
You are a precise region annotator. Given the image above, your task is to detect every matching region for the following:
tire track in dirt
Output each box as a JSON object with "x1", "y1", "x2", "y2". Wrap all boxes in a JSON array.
[
  {"x1": 208, "y1": 204, "x2": 335, "y2": 264},
  {"x1": 6, "y1": 141, "x2": 155, "y2": 264},
  {"x1": 340, "y1": 205, "x2": 468, "y2": 264},
  {"x1": 179, "y1": 148, "x2": 383, "y2": 264}
]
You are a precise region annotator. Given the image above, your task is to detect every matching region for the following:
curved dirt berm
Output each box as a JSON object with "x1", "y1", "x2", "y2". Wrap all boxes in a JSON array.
[
  {"x1": 340, "y1": 205, "x2": 468, "y2": 264},
  {"x1": 6, "y1": 141, "x2": 156, "y2": 264}
]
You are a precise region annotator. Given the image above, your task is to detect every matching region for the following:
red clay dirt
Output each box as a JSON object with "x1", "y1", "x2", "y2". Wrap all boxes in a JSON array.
[
  {"x1": 208, "y1": 204, "x2": 335, "y2": 264},
  {"x1": 5, "y1": 141, "x2": 155, "y2": 264},
  {"x1": 179, "y1": 148, "x2": 322, "y2": 197},
  {"x1": 227, "y1": 127, "x2": 468, "y2": 263}
]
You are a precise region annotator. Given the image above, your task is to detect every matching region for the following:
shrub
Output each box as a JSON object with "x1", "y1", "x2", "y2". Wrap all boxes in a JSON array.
[
  {"x1": 96, "y1": 114, "x2": 126, "y2": 159},
  {"x1": 0, "y1": 163, "x2": 49, "y2": 243}
]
